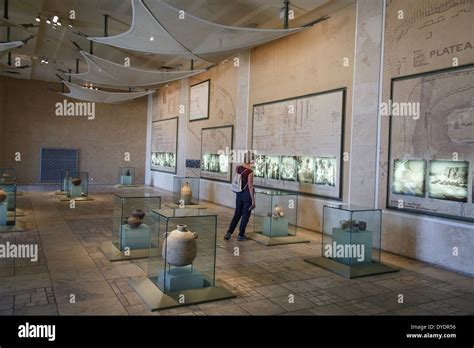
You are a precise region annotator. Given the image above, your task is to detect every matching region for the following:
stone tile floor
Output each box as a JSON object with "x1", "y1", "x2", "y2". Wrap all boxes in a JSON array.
[{"x1": 0, "y1": 184, "x2": 473, "y2": 316}]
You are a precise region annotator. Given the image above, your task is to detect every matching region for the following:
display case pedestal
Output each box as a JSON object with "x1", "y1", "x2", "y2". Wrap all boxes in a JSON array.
[
  {"x1": 69, "y1": 185, "x2": 82, "y2": 198},
  {"x1": 119, "y1": 224, "x2": 150, "y2": 250},
  {"x1": 130, "y1": 277, "x2": 234, "y2": 311},
  {"x1": 0, "y1": 202, "x2": 7, "y2": 225},
  {"x1": 158, "y1": 266, "x2": 206, "y2": 293},
  {"x1": 120, "y1": 175, "x2": 132, "y2": 186}
]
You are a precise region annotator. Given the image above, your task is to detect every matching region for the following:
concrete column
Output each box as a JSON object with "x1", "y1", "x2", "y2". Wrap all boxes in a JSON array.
[
  {"x1": 178, "y1": 78, "x2": 189, "y2": 177},
  {"x1": 234, "y1": 50, "x2": 251, "y2": 152},
  {"x1": 144, "y1": 93, "x2": 153, "y2": 185},
  {"x1": 348, "y1": 0, "x2": 385, "y2": 208},
  {"x1": 0, "y1": 77, "x2": 4, "y2": 166}
]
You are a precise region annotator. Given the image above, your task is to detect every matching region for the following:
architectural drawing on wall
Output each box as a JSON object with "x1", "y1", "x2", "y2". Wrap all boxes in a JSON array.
[
  {"x1": 190, "y1": 80, "x2": 210, "y2": 121},
  {"x1": 265, "y1": 156, "x2": 280, "y2": 180},
  {"x1": 384, "y1": 0, "x2": 471, "y2": 73},
  {"x1": 159, "y1": 82, "x2": 181, "y2": 118},
  {"x1": 428, "y1": 160, "x2": 468, "y2": 202},
  {"x1": 392, "y1": 159, "x2": 426, "y2": 197},
  {"x1": 254, "y1": 155, "x2": 266, "y2": 178},
  {"x1": 201, "y1": 125, "x2": 233, "y2": 182},
  {"x1": 314, "y1": 157, "x2": 336, "y2": 187},
  {"x1": 151, "y1": 152, "x2": 176, "y2": 169},
  {"x1": 388, "y1": 64, "x2": 474, "y2": 221},
  {"x1": 151, "y1": 117, "x2": 178, "y2": 173},
  {"x1": 297, "y1": 156, "x2": 315, "y2": 184},
  {"x1": 252, "y1": 88, "x2": 344, "y2": 199},
  {"x1": 280, "y1": 156, "x2": 297, "y2": 181}
]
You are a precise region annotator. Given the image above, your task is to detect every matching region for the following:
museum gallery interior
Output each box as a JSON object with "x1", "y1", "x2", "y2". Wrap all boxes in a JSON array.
[{"x1": 0, "y1": 0, "x2": 473, "y2": 317}]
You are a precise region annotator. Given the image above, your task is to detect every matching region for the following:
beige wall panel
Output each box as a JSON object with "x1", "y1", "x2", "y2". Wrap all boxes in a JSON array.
[{"x1": 1, "y1": 78, "x2": 147, "y2": 184}]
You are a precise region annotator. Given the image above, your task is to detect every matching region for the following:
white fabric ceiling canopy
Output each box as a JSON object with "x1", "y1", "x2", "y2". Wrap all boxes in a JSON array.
[
  {"x1": 61, "y1": 81, "x2": 154, "y2": 104},
  {"x1": 0, "y1": 41, "x2": 24, "y2": 53},
  {"x1": 89, "y1": 0, "x2": 304, "y2": 64},
  {"x1": 67, "y1": 51, "x2": 206, "y2": 87}
]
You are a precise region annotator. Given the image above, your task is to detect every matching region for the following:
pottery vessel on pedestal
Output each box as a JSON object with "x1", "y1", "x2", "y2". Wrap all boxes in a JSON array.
[
  {"x1": 71, "y1": 178, "x2": 82, "y2": 186},
  {"x1": 127, "y1": 217, "x2": 142, "y2": 228},
  {"x1": 272, "y1": 204, "x2": 285, "y2": 218},
  {"x1": 131, "y1": 210, "x2": 145, "y2": 220},
  {"x1": 162, "y1": 224, "x2": 198, "y2": 266},
  {"x1": 180, "y1": 181, "x2": 192, "y2": 205},
  {"x1": 0, "y1": 189, "x2": 7, "y2": 203}
]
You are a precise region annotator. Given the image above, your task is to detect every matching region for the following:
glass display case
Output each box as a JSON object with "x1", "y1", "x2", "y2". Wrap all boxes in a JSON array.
[
  {"x1": 100, "y1": 192, "x2": 161, "y2": 261},
  {"x1": 66, "y1": 171, "x2": 89, "y2": 199},
  {"x1": 305, "y1": 204, "x2": 398, "y2": 278},
  {"x1": 130, "y1": 208, "x2": 234, "y2": 311},
  {"x1": 0, "y1": 168, "x2": 16, "y2": 184},
  {"x1": 59, "y1": 169, "x2": 69, "y2": 194},
  {"x1": 249, "y1": 188, "x2": 308, "y2": 246},
  {"x1": 118, "y1": 167, "x2": 136, "y2": 186},
  {"x1": 171, "y1": 177, "x2": 200, "y2": 207},
  {"x1": 0, "y1": 182, "x2": 16, "y2": 227}
]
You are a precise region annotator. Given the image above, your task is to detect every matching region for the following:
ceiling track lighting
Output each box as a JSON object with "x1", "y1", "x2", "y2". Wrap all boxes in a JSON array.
[{"x1": 38, "y1": 14, "x2": 68, "y2": 28}]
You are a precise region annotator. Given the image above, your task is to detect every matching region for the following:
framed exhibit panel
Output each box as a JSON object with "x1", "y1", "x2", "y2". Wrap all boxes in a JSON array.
[
  {"x1": 387, "y1": 64, "x2": 474, "y2": 222},
  {"x1": 252, "y1": 88, "x2": 346, "y2": 199},
  {"x1": 151, "y1": 117, "x2": 178, "y2": 173},
  {"x1": 200, "y1": 125, "x2": 233, "y2": 183},
  {"x1": 189, "y1": 79, "x2": 210, "y2": 121}
]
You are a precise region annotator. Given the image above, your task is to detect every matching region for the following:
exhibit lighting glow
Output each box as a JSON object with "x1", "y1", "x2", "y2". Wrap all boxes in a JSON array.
[
  {"x1": 68, "y1": 22, "x2": 73, "y2": 28},
  {"x1": 53, "y1": 15, "x2": 59, "y2": 23},
  {"x1": 150, "y1": 36, "x2": 154, "y2": 41},
  {"x1": 57, "y1": 21, "x2": 61, "y2": 26},
  {"x1": 46, "y1": 18, "x2": 51, "y2": 24},
  {"x1": 35, "y1": 16, "x2": 41, "y2": 22}
]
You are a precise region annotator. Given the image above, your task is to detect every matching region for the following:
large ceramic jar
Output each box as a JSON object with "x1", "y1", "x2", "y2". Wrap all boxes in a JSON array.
[
  {"x1": 180, "y1": 181, "x2": 192, "y2": 205},
  {"x1": 0, "y1": 189, "x2": 7, "y2": 203},
  {"x1": 162, "y1": 224, "x2": 198, "y2": 266}
]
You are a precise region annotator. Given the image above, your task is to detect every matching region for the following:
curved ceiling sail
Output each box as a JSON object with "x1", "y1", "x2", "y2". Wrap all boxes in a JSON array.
[
  {"x1": 67, "y1": 51, "x2": 206, "y2": 87},
  {"x1": 89, "y1": 0, "x2": 304, "y2": 64},
  {"x1": 89, "y1": 0, "x2": 197, "y2": 60},
  {"x1": 61, "y1": 81, "x2": 154, "y2": 104},
  {"x1": 0, "y1": 41, "x2": 24, "y2": 54}
]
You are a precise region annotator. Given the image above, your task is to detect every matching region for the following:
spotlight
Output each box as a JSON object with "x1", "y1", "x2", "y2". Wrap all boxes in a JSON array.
[
  {"x1": 57, "y1": 21, "x2": 61, "y2": 26},
  {"x1": 150, "y1": 36, "x2": 154, "y2": 41},
  {"x1": 52, "y1": 24, "x2": 57, "y2": 29},
  {"x1": 46, "y1": 18, "x2": 51, "y2": 24},
  {"x1": 68, "y1": 22, "x2": 73, "y2": 28},
  {"x1": 52, "y1": 15, "x2": 59, "y2": 23},
  {"x1": 35, "y1": 16, "x2": 41, "y2": 22}
]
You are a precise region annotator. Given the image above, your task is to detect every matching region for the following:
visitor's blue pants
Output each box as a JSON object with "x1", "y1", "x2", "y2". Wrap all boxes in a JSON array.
[{"x1": 227, "y1": 189, "x2": 252, "y2": 237}]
